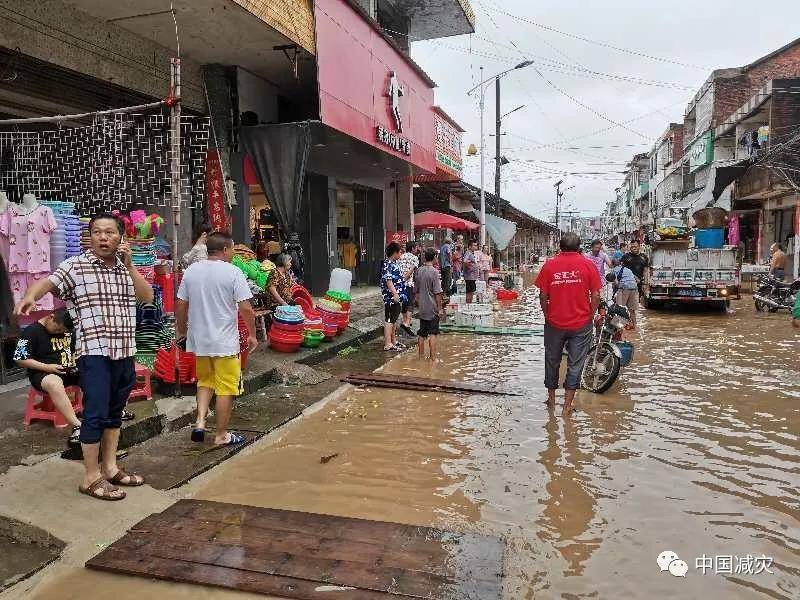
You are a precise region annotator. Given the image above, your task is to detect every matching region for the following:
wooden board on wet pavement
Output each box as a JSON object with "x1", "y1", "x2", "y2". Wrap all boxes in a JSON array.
[
  {"x1": 86, "y1": 499, "x2": 505, "y2": 599},
  {"x1": 342, "y1": 372, "x2": 523, "y2": 396}
]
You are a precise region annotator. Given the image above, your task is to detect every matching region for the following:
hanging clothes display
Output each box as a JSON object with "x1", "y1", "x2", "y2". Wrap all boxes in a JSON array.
[
  {"x1": 0, "y1": 201, "x2": 57, "y2": 310},
  {"x1": 727, "y1": 212, "x2": 740, "y2": 247}
]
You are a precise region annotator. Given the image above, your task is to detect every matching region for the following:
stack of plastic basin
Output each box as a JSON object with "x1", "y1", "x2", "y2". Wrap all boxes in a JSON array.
[
  {"x1": 153, "y1": 344, "x2": 197, "y2": 384},
  {"x1": 269, "y1": 305, "x2": 305, "y2": 352},
  {"x1": 324, "y1": 290, "x2": 351, "y2": 332},
  {"x1": 290, "y1": 284, "x2": 315, "y2": 314},
  {"x1": 317, "y1": 298, "x2": 342, "y2": 340}
]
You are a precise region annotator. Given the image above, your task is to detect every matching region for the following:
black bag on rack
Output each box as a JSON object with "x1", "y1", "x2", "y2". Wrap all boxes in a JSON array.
[{"x1": 0, "y1": 254, "x2": 12, "y2": 333}]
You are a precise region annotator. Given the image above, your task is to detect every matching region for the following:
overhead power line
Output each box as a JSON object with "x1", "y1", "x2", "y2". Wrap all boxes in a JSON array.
[{"x1": 475, "y1": 1, "x2": 711, "y2": 70}]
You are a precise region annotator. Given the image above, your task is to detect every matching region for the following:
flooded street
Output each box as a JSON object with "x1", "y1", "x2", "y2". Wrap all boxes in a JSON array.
[{"x1": 30, "y1": 285, "x2": 799, "y2": 599}]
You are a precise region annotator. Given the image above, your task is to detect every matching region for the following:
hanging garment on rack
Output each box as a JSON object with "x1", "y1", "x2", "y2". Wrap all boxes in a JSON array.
[
  {"x1": 341, "y1": 242, "x2": 358, "y2": 269},
  {"x1": 0, "y1": 204, "x2": 57, "y2": 274}
]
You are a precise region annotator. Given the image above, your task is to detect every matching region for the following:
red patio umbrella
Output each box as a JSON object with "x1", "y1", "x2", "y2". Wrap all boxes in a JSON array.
[{"x1": 413, "y1": 211, "x2": 479, "y2": 231}]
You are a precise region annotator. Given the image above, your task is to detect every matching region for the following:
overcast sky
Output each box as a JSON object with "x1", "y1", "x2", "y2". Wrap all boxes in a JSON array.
[{"x1": 409, "y1": 0, "x2": 800, "y2": 222}]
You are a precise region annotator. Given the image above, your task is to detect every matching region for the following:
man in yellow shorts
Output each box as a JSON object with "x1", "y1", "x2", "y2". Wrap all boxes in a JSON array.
[{"x1": 176, "y1": 232, "x2": 257, "y2": 446}]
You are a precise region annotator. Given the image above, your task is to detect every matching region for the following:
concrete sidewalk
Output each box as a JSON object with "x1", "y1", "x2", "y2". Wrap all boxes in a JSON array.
[{"x1": 0, "y1": 289, "x2": 383, "y2": 478}]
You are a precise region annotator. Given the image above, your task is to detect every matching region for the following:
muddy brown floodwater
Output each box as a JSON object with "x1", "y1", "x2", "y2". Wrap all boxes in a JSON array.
[{"x1": 29, "y1": 285, "x2": 799, "y2": 599}]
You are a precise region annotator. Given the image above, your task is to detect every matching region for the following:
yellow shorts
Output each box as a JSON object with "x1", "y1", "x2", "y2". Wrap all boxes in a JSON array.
[{"x1": 195, "y1": 355, "x2": 242, "y2": 396}]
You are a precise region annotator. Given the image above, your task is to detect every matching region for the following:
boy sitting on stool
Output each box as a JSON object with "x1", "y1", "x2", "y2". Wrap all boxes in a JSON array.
[{"x1": 14, "y1": 309, "x2": 81, "y2": 447}]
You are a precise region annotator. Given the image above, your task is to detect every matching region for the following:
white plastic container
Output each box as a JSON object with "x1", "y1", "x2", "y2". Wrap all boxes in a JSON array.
[
  {"x1": 455, "y1": 304, "x2": 493, "y2": 326},
  {"x1": 328, "y1": 268, "x2": 353, "y2": 295},
  {"x1": 450, "y1": 294, "x2": 467, "y2": 305},
  {"x1": 476, "y1": 280, "x2": 487, "y2": 294},
  {"x1": 456, "y1": 280, "x2": 466, "y2": 294}
]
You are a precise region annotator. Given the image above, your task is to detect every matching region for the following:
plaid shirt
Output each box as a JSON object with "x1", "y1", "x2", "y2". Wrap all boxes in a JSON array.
[{"x1": 48, "y1": 251, "x2": 137, "y2": 359}]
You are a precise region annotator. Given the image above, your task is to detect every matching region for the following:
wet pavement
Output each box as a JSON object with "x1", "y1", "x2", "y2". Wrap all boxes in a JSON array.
[{"x1": 25, "y1": 286, "x2": 800, "y2": 599}]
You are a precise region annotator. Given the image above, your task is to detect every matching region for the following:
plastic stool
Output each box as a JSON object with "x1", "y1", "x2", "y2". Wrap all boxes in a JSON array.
[
  {"x1": 128, "y1": 363, "x2": 153, "y2": 402},
  {"x1": 24, "y1": 386, "x2": 83, "y2": 429}
]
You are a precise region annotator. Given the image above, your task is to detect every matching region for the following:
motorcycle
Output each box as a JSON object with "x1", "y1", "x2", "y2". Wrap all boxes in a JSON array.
[
  {"x1": 582, "y1": 270, "x2": 635, "y2": 393},
  {"x1": 753, "y1": 274, "x2": 799, "y2": 312}
]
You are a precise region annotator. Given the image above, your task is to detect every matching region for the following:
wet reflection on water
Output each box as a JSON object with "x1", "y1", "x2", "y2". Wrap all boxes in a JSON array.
[{"x1": 28, "y1": 283, "x2": 799, "y2": 599}]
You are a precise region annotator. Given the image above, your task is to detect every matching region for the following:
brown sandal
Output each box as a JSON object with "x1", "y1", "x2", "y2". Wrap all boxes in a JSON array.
[
  {"x1": 79, "y1": 478, "x2": 126, "y2": 501},
  {"x1": 108, "y1": 469, "x2": 145, "y2": 487}
]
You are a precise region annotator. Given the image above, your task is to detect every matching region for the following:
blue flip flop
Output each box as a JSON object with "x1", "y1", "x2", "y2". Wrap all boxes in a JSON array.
[
  {"x1": 217, "y1": 432, "x2": 246, "y2": 446},
  {"x1": 190, "y1": 428, "x2": 206, "y2": 443}
]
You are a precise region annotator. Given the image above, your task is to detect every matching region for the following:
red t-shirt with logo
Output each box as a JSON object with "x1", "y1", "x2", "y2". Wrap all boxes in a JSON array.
[{"x1": 535, "y1": 252, "x2": 602, "y2": 330}]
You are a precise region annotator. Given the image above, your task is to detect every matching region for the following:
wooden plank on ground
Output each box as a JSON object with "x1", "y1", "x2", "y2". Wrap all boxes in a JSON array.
[
  {"x1": 86, "y1": 499, "x2": 504, "y2": 600},
  {"x1": 341, "y1": 372, "x2": 522, "y2": 396}
]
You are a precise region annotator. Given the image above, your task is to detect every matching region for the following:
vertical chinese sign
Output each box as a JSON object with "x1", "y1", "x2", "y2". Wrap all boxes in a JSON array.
[{"x1": 205, "y1": 150, "x2": 230, "y2": 232}]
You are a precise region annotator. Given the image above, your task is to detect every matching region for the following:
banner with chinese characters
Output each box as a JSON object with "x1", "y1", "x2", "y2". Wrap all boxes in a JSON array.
[
  {"x1": 205, "y1": 150, "x2": 229, "y2": 233},
  {"x1": 385, "y1": 231, "x2": 409, "y2": 246}
]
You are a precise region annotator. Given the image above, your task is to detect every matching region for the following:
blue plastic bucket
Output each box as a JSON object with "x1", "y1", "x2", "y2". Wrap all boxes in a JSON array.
[
  {"x1": 695, "y1": 228, "x2": 724, "y2": 248},
  {"x1": 617, "y1": 342, "x2": 634, "y2": 367}
]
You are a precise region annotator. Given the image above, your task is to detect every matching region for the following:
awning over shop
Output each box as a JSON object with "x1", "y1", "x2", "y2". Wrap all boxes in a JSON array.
[
  {"x1": 414, "y1": 210, "x2": 479, "y2": 231},
  {"x1": 690, "y1": 158, "x2": 753, "y2": 213},
  {"x1": 240, "y1": 122, "x2": 311, "y2": 235}
]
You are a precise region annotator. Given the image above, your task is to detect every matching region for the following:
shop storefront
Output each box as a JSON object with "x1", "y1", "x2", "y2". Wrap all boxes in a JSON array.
[
  {"x1": 235, "y1": 0, "x2": 438, "y2": 295},
  {"x1": 0, "y1": 106, "x2": 210, "y2": 383}
]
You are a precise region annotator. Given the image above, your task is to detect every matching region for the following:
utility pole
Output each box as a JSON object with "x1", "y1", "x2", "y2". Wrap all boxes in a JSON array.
[
  {"x1": 554, "y1": 180, "x2": 563, "y2": 247},
  {"x1": 478, "y1": 67, "x2": 486, "y2": 246},
  {"x1": 494, "y1": 77, "x2": 501, "y2": 217}
]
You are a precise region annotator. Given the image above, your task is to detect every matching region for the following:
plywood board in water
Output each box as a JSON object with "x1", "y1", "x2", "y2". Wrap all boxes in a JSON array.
[{"x1": 86, "y1": 499, "x2": 504, "y2": 599}]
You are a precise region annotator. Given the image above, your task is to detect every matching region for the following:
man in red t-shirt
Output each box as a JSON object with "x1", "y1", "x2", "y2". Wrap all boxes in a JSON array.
[{"x1": 535, "y1": 232, "x2": 602, "y2": 415}]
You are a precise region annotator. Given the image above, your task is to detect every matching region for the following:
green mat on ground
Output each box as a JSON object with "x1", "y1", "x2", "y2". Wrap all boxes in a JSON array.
[{"x1": 439, "y1": 324, "x2": 543, "y2": 336}]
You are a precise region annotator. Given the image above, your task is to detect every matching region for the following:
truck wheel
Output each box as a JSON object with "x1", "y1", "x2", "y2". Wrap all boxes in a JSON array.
[{"x1": 645, "y1": 297, "x2": 662, "y2": 309}]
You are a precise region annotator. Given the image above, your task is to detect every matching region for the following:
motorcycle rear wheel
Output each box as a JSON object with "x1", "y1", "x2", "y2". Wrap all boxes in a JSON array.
[
  {"x1": 754, "y1": 298, "x2": 768, "y2": 312},
  {"x1": 581, "y1": 342, "x2": 621, "y2": 394}
]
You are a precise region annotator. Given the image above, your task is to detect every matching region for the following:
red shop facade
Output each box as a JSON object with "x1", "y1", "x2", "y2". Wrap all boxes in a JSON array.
[{"x1": 237, "y1": 0, "x2": 438, "y2": 294}]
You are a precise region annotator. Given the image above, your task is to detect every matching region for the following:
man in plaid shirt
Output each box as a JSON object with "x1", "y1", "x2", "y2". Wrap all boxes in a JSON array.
[{"x1": 15, "y1": 214, "x2": 154, "y2": 501}]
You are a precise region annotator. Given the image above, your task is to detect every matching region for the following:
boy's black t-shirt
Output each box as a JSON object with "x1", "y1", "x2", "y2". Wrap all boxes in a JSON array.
[
  {"x1": 13, "y1": 322, "x2": 75, "y2": 378},
  {"x1": 621, "y1": 252, "x2": 649, "y2": 280}
]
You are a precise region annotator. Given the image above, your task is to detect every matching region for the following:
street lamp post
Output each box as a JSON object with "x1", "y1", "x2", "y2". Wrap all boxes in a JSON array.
[{"x1": 467, "y1": 60, "x2": 534, "y2": 247}]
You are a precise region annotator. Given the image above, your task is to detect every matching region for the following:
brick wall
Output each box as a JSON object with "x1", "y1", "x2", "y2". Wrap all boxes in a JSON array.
[
  {"x1": 233, "y1": 0, "x2": 316, "y2": 54},
  {"x1": 714, "y1": 41, "x2": 800, "y2": 127},
  {"x1": 671, "y1": 126, "x2": 684, "y2": 161},
  {"x1": 770, "y1": 77, "x2": 800, "y2": 146}
]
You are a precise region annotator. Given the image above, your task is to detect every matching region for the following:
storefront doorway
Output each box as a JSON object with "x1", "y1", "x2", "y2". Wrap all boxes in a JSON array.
[{"x1": 340, "y1": 185, "x2": 383, "y2": 287}]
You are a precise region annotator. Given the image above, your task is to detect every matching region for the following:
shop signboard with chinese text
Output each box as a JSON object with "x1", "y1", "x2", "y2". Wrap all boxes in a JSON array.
[
  {"x1": 386, "y1": 231, "x2": 409, "y2": 245},
  {"x1": 314, "y1": 0, "x2": 436, "y2": 173},
  {"x1": 434, "y1": 111, "x2": 463, "y2": 179},
  {"x1": 689, "y1": 130, "x2": 714, "y2": 172},
  {"x1": 205, "y1": 150, "x2": 230, "y2": 232}
]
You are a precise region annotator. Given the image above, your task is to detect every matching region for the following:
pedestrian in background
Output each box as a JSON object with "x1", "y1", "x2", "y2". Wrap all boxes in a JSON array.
[
  {"x1": 451, "y1": 243, "x2": 463, "y2": 284},
  {"x1": 397, "y1": 240, "x2": 420, "y2": 337},
  {"x1": 478, "y1": 244, "x2": 493, "y2": 281},
  {"x1": 176, "y1": 232, "x2": 258, "y2": 447},
  {"x1": 610, "y1": 258, "x2": 639, "y2": 330},
  {"x1": 380, "y1": 242, "x2": 407, "y2": 352},
  {"x1": 179, "y1": 222, "x2": 212, "y2": 271},
  {"x1": 769, "y1": 242, "x2": 787, "y2": 281},
  {"x1": 621, "y1": 240, "x2": 648, "y2": 298},
  {"x1": 15, "y1": 213, "x2": 153, "y2": 501},
  {"x1": 462, "y1": 240, "x2": 479, "y2": 303},
  {"x1": 439, "y1": 237, "x2": 453, "y2": 296},
  {"x1": 414, "y1": 248, "x2": 443, "y2": 361},
  {"x1": 535, "y1": 232, "x2": 601, "y2": 416},
  {"x1": 585, "y1": 239, "x2": 612, "y2": 301}
]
